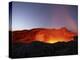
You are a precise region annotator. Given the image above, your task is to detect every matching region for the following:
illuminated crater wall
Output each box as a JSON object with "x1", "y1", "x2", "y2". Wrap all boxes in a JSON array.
[{"x1": 12, "y1": 28, "x2": 77, "y2": 44}]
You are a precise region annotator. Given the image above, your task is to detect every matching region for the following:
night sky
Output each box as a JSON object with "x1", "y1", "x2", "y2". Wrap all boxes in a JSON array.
[{"x1": 11, "y1": 2, "x2": 78, "y2": 32}]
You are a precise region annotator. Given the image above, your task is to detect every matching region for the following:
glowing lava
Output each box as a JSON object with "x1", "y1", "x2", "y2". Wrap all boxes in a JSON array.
[{"x1": 12, "y1": 27, "x2": 77, "y2": 44}]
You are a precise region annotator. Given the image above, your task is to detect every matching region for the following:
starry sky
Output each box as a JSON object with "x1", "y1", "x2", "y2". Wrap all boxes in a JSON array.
[{"x1": 11, "y1": 2, "x2": 78, "y2": 32}]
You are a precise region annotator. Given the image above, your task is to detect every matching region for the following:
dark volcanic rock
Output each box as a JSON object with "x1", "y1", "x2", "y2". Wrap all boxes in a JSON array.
[{"x1": 10, "y1": 36, "x2": 78, "y2": 58}]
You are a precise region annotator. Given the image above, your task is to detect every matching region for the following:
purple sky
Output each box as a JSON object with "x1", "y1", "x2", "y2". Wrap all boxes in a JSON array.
[{"x1": 11, "y1": 2, "x2": 78, "y2": 32}]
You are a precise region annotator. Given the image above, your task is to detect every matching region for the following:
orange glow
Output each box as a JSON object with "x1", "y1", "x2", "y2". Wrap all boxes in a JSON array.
[
  {"x1": 12, "y1": 27, "x2": 77, "y2": 44},
  {"x1": 34, "y1": 28, "x2": 76, "y2": 43}
]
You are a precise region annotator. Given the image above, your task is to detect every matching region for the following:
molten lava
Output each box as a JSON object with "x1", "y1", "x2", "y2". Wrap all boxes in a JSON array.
[{"x1": 12, "y1": 27, "x2": 77, "y2": 44}]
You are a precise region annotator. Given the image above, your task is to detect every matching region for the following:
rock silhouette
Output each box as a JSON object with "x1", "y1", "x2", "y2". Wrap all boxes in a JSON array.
[{"x1": 10, "y1": 36, "x2": 78, "y2": 58}]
